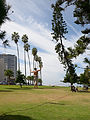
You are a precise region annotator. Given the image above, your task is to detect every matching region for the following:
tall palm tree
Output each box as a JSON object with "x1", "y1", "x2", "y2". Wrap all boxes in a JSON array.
[
  {"x1": 39, "y1": 61, "x2": 43, "y2": 80},
  {"x1": 12, "y1": 32, "x2": 20, "y2": 70},
  {"x1": 35, "y1": 55, "x2": 39, "y2": 68},
  {"x1": 32, "y1": 48, "x2": 37, "y2": 70},
  {"x1": 38, "y1": 57, "x2": 41, "y2": 64},
  {"x1": 24, "y1": 43, "x2": 31, "y2": 76},
  {"x1": 22, "y1": 34, "x2": 28, "y2": 79}
]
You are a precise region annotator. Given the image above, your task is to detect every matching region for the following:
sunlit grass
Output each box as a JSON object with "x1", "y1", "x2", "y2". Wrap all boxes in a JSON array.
[{"x1": 0, "y1": 85, "x2": 90, "y2": 120}]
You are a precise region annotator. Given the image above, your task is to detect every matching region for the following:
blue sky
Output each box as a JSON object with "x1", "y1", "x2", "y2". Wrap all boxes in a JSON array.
[{"x1": 0, "y1": 0, "x2": 89, "y2": 86}]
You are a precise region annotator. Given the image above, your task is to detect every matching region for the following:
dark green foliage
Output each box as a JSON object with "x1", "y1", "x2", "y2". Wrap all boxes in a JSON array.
[
  {"x1": 0, "y1": 0, "x2": 10, "y2": 46},
  {"x1": 74, "y1": 0, "x2": 90, "y2": 25},
  {"x1": 68, "y1": 36, "x2": 90, "y2": 58},
  {"x1": 16, "y1": 70, "x2": 25, "y2": 88},
  {"x1": 79, "y1": 66, "x2": 90, "y2": 85},
  {"x1": 52, "y1": 0, "x2": 70, "y2": 68},
  {"x1": 52, "y1": 0, "x2": 77, "y2": 86},
  {"x1": 4, "y1": 69, "x2": 14, "y2": 84},
  {"x1": 0, "y1": 0, "x2": 10, "y2": 26},
  {"x1": 12, "y1": 32, "x2": 20, "y2": 44},
  {"x1": 51, "y1": 0, "x2": 90, "y2": 86},
  {"x1": 4, "y1": 69, "x2": 13, "y2": 78},
  {"x1": 22, "y1": 34, "x2": 28, "y2": 44},
  {"x1": 52, "y1": 1, "x2": 68, "y2": 41},
  {"x1": 66, "y1": 0, "x2": 90, "y2": 59},
  {"x1": 24, "y1": 43, "x2": 30, "y2": 52},
  {"x1": 64, "y1": 70, "x2": 78, "y2": 85},
  {"x1": 38, "y1": 78, "x2": 42, "y2": 86},
  {"x1": 82, "y1": 28, "x2": 90, "y2": 34},
  {"x1": 79, "y1": 58, "x2": 90, "y2": 86},
  {"x1": 84, "y1": 58, "x2": 90, "y2": 65},
  {"x1": 32, "y1": 48, "x2": 37, "y2": 57}
]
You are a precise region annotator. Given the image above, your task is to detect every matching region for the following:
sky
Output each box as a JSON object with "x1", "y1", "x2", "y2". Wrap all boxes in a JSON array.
[{"x1": 0, "y1": 0, "x2": 90, "y2": 86}]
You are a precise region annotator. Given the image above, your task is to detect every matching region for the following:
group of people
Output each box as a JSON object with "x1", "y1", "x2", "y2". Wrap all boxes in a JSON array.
[{"x1": 71, "y1": 85, "x2": 78, "y2": 92}]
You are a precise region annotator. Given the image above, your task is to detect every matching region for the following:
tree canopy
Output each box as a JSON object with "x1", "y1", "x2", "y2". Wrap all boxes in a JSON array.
[
  {"x1": 51, "y1": 0, "x2": 90, "y2": 86},
  {"x1": 0, "y1": 0, "x2": 11, "y2": 47}
]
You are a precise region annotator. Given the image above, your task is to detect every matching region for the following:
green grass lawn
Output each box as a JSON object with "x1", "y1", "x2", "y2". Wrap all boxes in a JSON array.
[{"x1": 0, "y1": 85, "x2": 90, "y2": 120}]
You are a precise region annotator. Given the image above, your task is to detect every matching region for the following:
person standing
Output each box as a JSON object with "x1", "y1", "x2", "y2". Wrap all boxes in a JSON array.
[{"x1": 31, "y1": 68, "x2": 40, "y2": 88}]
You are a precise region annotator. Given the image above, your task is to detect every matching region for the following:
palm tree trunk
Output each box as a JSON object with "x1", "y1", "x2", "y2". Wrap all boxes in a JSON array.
[
  {"x1": 27, "y1": 52, "x2": 31, "y2": 76},
  {"x1": 24, "y1": 50, "x2": 26, "y2": 81},
  {"x1": 40, "y1": 70, "x2": 42, "y2": 86},
  {"x1": 17, "y1": 44, "x2": 20, "y2": 70},
  {"x1": 8, "y1": 76, "x2": 10, "y2": 85},
  {"x1": 40, "y1": 70, "x2": 42, "y2": 79},
  {"x1": 33, "y1": 56, "x2": 34, "y2": 70}
]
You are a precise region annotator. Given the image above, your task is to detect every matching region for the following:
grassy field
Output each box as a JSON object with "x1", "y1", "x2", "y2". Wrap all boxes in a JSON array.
[{"x1": 0, "y1": 85, "x2": 90, "y2": 120}]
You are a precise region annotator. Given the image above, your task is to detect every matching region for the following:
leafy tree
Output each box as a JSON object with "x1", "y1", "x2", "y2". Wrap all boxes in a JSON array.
[
  {"x1": 12, "y1": 32, "x2": 20, "y2": 70},
  {"x1": 64, "y1": 70, "x2": 78, "y2": 86},
  {"x1": 0, "y1": 0, "x2": 11, "y2": 47},
  {"x1": 79, "y1": 66, "x2": 90, "y2": 86},
  {"x1": 22, "y1": 34, "x2": 28, "y2": 80},
  {"x1": 51, "y1": 0, "x2": 77, "y2": 87},
  {"x1": 4, "y1": 69, "x2": 13, "y2": 85},
  {"x1": 16, "y1": 70, "x2": 25, "y2": 88},
  {"x1": 84, "y1": 58, "x2": 90, "y2": 66},
  {"x1": 74, "y1": 0, "x2": 90, "y2": 26},
  {"x1": 51, "y1": 0, "x2": 90, "y2": 87},
  {"x1": 32, "y1": 48, "x2": 37, "y2": 70}
]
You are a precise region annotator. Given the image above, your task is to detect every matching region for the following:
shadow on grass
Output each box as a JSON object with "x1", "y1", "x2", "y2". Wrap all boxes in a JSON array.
[
  {"x1": 78, "y1": 90, "x2": 90, "y2": 93},
  {"x1": 0, "y1": 90, "x2": 13, "y2": 92},
  {"x1": 48, "y1": 102, "x2": 66, "y2": 106},
  {"x1": 0, "y1": 115, "x2": 36, "y2": 120},
  {"x1": 6, "y1": 87, "x2": 32, "y2": 91}
]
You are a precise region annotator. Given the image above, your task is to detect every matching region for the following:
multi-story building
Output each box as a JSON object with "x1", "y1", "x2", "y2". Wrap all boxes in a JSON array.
[
  {"x1": 0, "y1": 54, "x2": 17, "y2": 82},
  {"x1": 0, "y1": 58, "x2": 6, "y2": 82}
]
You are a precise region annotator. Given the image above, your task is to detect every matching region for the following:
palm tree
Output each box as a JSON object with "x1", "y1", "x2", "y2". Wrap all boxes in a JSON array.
[
  {"x1": 39, "y1": 61, "x2": 43, "y2": 81},
  {"x1": 38, "y1": 57, "x2": 41, "y2": 65},
  {"x1": 32, "y1": 48, "x2": 37, "y2": 70},
  {"x1": 22, "y1": 34, "x2": 28, "y2": 79},
  {"x1": 4, "y1": 69, "x2": 13, "y2": 85},
  {"x1": 12, "y1": 32, "x2": 20, "y2": 70},
  {"x1": 35, "y1": 55, "x2": 39, "y2": 68},
  {"x1": 24, "y1": 43, "x2": 31, "y2": 76}
]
